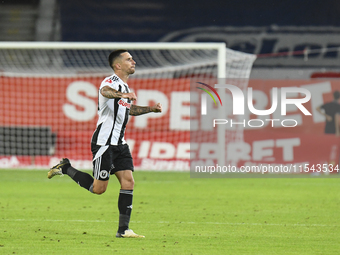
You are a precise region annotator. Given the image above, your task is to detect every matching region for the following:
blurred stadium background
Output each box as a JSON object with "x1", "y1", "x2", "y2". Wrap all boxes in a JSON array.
[{"x1": 1, "y1": 0, "x2": 340, "y2": 172}]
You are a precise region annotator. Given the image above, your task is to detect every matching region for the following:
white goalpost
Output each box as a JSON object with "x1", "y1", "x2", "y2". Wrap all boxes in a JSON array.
[{"x1": 0, "y1": 42, "x2": 256, "y2": 170}]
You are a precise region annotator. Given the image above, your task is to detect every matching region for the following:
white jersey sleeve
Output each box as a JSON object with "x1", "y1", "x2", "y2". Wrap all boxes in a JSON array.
[{"x1": 98, "y1": 76, "x2": 121, "y2": 112}]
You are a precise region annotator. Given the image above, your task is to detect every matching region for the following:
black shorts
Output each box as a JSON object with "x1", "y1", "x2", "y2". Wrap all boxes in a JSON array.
[{"x1": 91, "y1": 143, "x2": 134, "y2": 181}]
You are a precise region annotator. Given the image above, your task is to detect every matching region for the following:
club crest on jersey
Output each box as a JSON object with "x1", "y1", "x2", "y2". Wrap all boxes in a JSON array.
[
  {"x1": 105, "y1": 79, "x2": 112, "y2": 83},
  {"x1": 118, "y1": 99, "x2": 131, "y2": 109}
]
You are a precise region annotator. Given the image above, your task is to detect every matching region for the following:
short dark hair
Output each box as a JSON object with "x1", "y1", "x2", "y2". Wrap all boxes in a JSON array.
[
  {"x1": 334, "y1": 91, "x2": 340, "y2": 100},
  {"x1": 108, "y1": 49, "x2": 128, "y2": 70}
]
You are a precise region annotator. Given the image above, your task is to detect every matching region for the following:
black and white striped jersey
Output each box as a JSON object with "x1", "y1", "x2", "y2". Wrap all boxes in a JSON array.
[{"x1": 91, "y1": 73, "x2": 132, "y2": 146}]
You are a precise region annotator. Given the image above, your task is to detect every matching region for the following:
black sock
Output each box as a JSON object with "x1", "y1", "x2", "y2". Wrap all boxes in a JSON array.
[
  {"x1": 118, "y1": 189, "x2": 133, "y2": 233},
  {"x1": 62, "y1": 164, "x2": 94, "y2": 193}
]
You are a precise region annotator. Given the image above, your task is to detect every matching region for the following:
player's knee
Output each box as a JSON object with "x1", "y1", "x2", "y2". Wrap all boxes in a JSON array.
[
  {"x1": 122, "y1": 178, "x2": 134, "y2": 190},
  {"x1": 93, "y1": 187, "x2": 106, "y2": 195},
  {"x1": 93, "y1": 184, "x2": 107, "y2": 195},
  {"x1": 130, "y1": 178, "x2": 135, "y2": 188}
]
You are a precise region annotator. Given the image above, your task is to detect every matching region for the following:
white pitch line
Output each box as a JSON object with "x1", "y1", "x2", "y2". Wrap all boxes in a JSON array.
[
  {"x1": 2, "y1": 219, "x2": 107, "y2": 223},
  {"x1": 1, "y1": 219, "x2": 337, "y2": 227}
]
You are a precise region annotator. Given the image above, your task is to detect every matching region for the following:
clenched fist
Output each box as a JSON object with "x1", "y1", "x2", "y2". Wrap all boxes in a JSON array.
[{"x1": 151, "y1": 103, "x2": 162, "y2": 113}]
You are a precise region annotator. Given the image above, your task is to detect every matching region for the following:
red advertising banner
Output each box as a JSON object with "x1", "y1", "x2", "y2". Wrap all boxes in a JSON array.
[
  {"x1": 0, "y1": 76, "x2": 190, "y2": 169},
  {"x1": 1, "y1": 76, "x2": 340, "y2": 171}
]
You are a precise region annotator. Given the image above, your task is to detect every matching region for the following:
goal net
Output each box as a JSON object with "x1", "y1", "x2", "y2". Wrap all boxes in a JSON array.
[{"x1": 0, "y1": 42, "x2": 256, "y2": 170}]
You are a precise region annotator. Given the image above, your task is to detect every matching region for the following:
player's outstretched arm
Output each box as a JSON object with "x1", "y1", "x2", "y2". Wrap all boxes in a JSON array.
[
  {"x1": 129, "y1": 103, "x2": 162, "y2": 116},
  {"x1": 101, "y1": 86, "x2": 137, "y2": 101}
]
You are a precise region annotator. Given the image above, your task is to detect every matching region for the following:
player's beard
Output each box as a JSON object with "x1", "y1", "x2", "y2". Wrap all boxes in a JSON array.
[{"x1": 129, "y1": 67, "x2": 135, "y2": 74}]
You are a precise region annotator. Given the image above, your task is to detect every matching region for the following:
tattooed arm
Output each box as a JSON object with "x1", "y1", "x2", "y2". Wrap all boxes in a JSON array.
[
  {"x1": 100, "y1": 86, "x2": 137, "y2": 101},
  {"x1": 130, "y1": 103, "x2": 162, "y2": 116},
  {"x1": 101, "y1": 86, "x2": 162, "y2": 116}
]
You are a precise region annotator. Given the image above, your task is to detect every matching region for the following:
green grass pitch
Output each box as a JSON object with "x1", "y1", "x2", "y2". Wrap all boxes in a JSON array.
[{"x1": 0, "y1": 169, "x2": 339, "y2": 254}]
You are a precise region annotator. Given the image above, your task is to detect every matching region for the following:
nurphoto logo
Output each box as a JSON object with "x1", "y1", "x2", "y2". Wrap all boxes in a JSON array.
[
  {"x1": 196, "y1": 82, "x2": 312, "y2": 128},
  {"x1": 196, "y1": 82, "x2": 222, "y2": 115}
]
